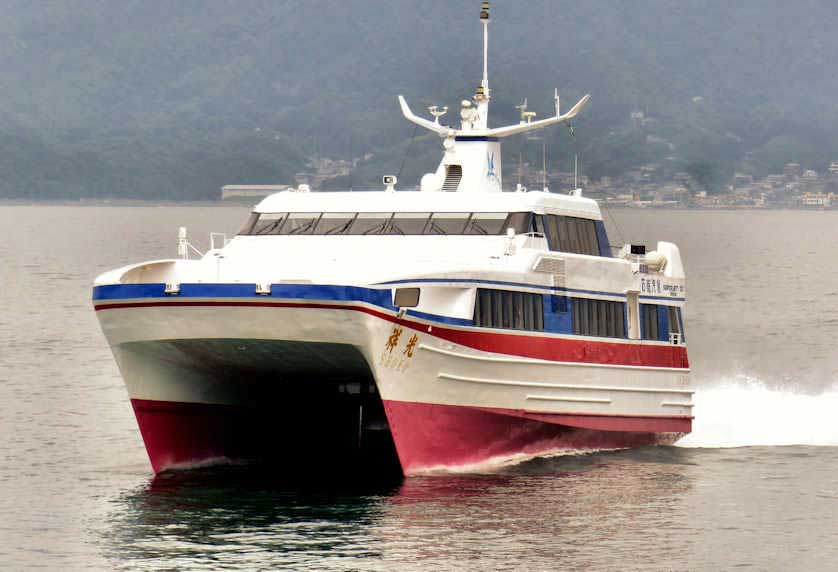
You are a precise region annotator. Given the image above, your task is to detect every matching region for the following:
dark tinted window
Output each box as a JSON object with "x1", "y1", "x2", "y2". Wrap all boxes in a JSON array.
[
  {"x1": 237, "y1": 212, "x2": 260, "y2": 235},
  {"x1": 283, "y1": 213, "x2": 321, "y2": 235},
  {"x1": 318, "y1": 213, "x2": 357, "y2": 235},
  {"x1": 544, "y1": 214, "x2": 600, "y2": 255},
  {"x1": 251, "y1": 213, "x2": 288, "y2": 235},
  {"x1": 572, "y1": 298, "x2": 626, "y2": 338},
  {"x1": 386, "y1": 213, "x2": 431, "y2": 235},
  {"x1": 346, "y1": 213, "x2": 392, "y2": 235},
  {"x1": 641, "y1": 304, "x2": 659, "y2": 340},
  {"x1": 427, "y1": 213, "x2": 470, "y2": 235},
  {"x1": 465, "y1": 213, "x2": 509, "y2": 235},
  {"x1": 473, "y1": 289, "x2": 544, "y2": 331},
  {"x1": 239, "y1": 212, "x2": 539, "y2": 236},
  {"x1": 641, "y1": 304, "x2": 685, "y2": 342}
]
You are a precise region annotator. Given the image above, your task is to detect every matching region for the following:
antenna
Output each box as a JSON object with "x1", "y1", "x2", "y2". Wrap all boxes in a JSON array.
[
  {"x1": 428, "y1": 105, "x2": 448, "y2": 125},
  {"x1": 480, "y1": 2, "x2": 490, "y2": 96},
  {"x1": 542, "y1": 137, "x2": 548, "y2": 191},
  {"x1": 515, "y1": 98, "x2": 528, "y2": 123}
]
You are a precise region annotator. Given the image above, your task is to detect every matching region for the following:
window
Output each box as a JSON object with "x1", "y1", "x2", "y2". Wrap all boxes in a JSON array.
[
  {"x1": 668, "y1": 306, "x2": 684, "y2": 343},
  {"x1": 386, "y1": 212, "x2": 432, "y2": 235},
  {"x1": 427, "y1": 213, "x2": 470, "y2": 235},
  {"x1": 238, "y1": 212, "x2": 540, "y2": 236},
  {"x1": 465, "y1": 213, "x2": 508, "y2": 235},
  {"x1": 237, "y1": 212, "x2": 260, "y2": 235},
  {"x1": 318, "y1": 213, "x2": 357, "y2": 235},
  {"x1": 394, "y1": 288, "x2": 420, "y2": 308},
  {"x1": 572, "y1": 298, "x2": 626, "y2": 338},
  {"x1": 251, "y1": 213, "x2": 288, "y2": 235},
  {"x1": 544, "y1": 214, "x2": 600, "y2": 256},
  {"x1": 473, "y1": 289, "x2": 544, "y2": 331},
  {"x1": 283, "y1": 212, "x2": 321, "y2": 235},
  {"x1": 640, "y1": 304, "x2": 684, "y2": 342},
  {"x1": 640, "y1": 304, "x2": 659, "y2": 340},
  {"x1": 346, "y1": 213, "x2": 391, "y2": 235}
]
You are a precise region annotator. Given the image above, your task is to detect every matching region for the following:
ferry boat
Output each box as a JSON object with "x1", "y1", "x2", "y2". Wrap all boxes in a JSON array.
[{"x1": 92, "y1": 3, "x2": 692, "y2": 475}]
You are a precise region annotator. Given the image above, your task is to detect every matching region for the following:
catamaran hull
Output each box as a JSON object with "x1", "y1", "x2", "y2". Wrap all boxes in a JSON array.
[
  {"x1": 94, "y1": 286, "x2": 692, "y2": 475},
  {"x1": 128, "y1": 397, "x2": 681, "y2": 474}
]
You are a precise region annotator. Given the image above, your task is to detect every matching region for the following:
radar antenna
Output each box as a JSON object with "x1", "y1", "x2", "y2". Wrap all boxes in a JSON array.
[
  {"x1": 515, "y1": 98, "x2": 528, "y2": 123},
  {"x1": 428, "y1": 105, "x2": 448, "y2": 125}
]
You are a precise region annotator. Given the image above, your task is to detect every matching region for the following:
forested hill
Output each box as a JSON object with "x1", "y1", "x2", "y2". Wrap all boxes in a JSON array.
[{"x1": 1, "y1": 0, "x2": 837, "y2": 199}]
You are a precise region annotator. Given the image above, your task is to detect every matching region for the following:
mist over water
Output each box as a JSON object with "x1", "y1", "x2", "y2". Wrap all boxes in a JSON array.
[{"x1": 2, "y1": 205, "x2": 837, "y2": 570}]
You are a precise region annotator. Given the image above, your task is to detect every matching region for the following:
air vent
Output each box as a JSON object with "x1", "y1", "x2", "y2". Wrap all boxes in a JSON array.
[
  {"x1": 442, "y1": 165, "x2": 463, "y2": 192},
  {"x1": 533, "y1": 257, "x2": 566, "y2": 276},
  {"x1": 533, "y1": 257, "x2": 566, "y2": 287}
]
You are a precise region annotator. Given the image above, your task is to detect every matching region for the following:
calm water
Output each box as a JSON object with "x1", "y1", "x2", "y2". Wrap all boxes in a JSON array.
[{"x1": 1, "y1": 205, "x2": 836, "y2": 570}]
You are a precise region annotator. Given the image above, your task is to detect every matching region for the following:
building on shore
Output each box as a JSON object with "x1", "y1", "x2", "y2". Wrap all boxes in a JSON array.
[{"x1": 220, "y1": 185, "x2": 292, "y2": 201}]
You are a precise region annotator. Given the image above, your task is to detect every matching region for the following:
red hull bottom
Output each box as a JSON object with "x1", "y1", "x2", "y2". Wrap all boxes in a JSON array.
[
  {"x1": 382, "y1": 400, "x2": 687, "y2": 475},
  {"x1": 130, "y1": 398, "x2": 688, "y2": 475}
]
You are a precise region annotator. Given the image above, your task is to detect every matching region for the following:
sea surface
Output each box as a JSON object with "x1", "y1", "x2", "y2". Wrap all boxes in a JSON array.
[{"x1": 1, "y1": 204, "x2": 837, "y2": 570}]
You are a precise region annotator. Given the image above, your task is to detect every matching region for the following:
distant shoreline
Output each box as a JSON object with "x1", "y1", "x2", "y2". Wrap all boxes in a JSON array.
[
  {"x1": 0, "y1": 198, "x2": 238, "y2": 207},
  {"x1": 1, "y1": 198, "x2": 836, "y2": 212}
]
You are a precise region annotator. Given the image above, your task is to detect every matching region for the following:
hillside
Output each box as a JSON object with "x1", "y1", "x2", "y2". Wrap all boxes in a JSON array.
[{"x1": 1, "y1": 0, "x2": 837, "y2": 198}]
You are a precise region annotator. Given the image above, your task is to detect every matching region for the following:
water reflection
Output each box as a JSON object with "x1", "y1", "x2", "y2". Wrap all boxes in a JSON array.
[{"x1": 102, "y1": 448, "x2": 698, "y2": 570}]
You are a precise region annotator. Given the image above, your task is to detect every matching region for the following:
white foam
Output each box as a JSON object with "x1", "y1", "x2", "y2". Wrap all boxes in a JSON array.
[
  {"x1": 676, "y1": 376, "x2": 838, "y2": 448},
  {"x1": 409, "y1": 447, "x2": 615, "y2": 476},
  {"x1": 160, "y1": 456, "x2": 248, "y2": 472}
]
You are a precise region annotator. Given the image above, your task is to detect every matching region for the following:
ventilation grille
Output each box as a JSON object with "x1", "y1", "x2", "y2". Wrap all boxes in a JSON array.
[
  {"x1": 533, "y1": 257, "x2": 566, "y2": 287},
  {"x1": 442, "y1": 165, "x2": 463, "y2": 192},
  {"x1": 533, "y1": 257, "x2": 566, "y2": 276}
]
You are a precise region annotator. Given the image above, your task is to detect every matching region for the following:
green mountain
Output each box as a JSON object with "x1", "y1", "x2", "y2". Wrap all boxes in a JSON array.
[{"x1": 1, "y1": 0, "x2": 836, "y2": 198}]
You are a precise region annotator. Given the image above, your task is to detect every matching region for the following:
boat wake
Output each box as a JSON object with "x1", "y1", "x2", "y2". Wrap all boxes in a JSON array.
[
  {"x1": 676, "y1": 376, "x2": 838, "y2": 448},
  {"x1": 410, "y1": 447, "x2": 621, "y2": 476}
]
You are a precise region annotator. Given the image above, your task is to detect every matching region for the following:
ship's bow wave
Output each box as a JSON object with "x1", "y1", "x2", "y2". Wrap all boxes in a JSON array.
[{"x1": 676, "y1": 376, "x2": 838, "y2": 448}]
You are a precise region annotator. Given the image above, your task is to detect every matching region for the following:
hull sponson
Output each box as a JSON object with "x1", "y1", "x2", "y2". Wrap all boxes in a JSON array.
[
  {"x1": 132, "y1": 398, "x2": 253, "y2": 473},
  {"x1": 382, "y1": 400, "x2": 680, "y2": 475},
  {"x1": 132, "y1": 396, "x2": 399, "y2": 474}
]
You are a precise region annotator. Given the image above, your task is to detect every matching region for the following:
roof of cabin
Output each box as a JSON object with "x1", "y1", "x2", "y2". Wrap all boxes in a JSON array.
[{"x1": 254, "y1": 190, "x2": 602, "y2": 220}]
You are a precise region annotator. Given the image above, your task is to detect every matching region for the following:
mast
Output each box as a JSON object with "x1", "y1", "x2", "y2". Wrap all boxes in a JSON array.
[
  {"x1": 542, "y1": 137, "x2": 548, "y2": 191},
  {"x1": 474, "y1": 2, "x2": 490, "y2": 129},
  {"x1": 481, "y1": 2, "x2": 489, "y2": 95},
  {"x1": 395, "y1": 2, "x2": 591, "y2": 193}
]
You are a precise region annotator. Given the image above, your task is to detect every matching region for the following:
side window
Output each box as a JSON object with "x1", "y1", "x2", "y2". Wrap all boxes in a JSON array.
[
  {"x1": 281, "y1": 212, "x2": 321, "y2": 235},
  {"x1": 571, "y1": 298, "x2": 626, "y2": 338},
  {"x1": 640, "y1": 304, "x2": 659, "y2": 340},
  {"x1": 465, "y1": 213, "x2": 509, "y2": 235},
  {"x1": 318, "y1": 213, "x2": 357, "y2": 235},
  {"x1": 641, "y1": 304, "x2": 684, "y2": 342},
  {"x1": 668, "y1": 306, "x2": 685, "y2": 343},
  {"x1": 544, "y1": 215, "x2": 601, "y2": 256},
  {"x1": 237, "y1": 212, "x2": 260, "y2": 235},
  {"x1": 346, "y1": 213, "x2": 392, "y2": 235},
  {"x1": 502, "y1": 212, "x2": 535, "y2": 235},
  {"x1": 387, "y1": 212, "x2": 432, "y2": 235},
  {"x1": 427, "y1": 213, "x2": 471, "y2": 235},
  {"x1": 473, "y1": 289, "x2": 544, "y2": 331},
  {"x1": 250, "y1": 213, "x2": 288, "y2": 235}
]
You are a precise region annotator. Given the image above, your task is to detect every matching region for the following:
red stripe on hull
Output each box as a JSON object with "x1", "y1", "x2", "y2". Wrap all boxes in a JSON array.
[
  {"x1": 96, "y1": 300, "x2": 689, "y2": 369},
  {"x1": 382, "y1": 400, "x2": 688, "y2": 475}
]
